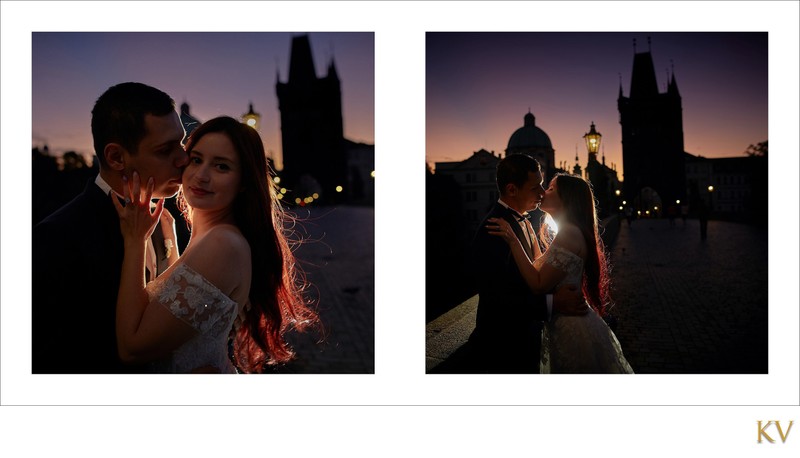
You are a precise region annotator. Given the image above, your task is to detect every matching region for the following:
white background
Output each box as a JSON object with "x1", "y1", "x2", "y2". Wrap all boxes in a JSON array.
[{"x1": 2, "y1": 1, "x2": 798, "y2": 456}]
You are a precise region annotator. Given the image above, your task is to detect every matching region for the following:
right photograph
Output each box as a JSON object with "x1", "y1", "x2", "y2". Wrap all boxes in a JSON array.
[{"x1": 425, "y1": 32, "x2": 768, "y2": 374}]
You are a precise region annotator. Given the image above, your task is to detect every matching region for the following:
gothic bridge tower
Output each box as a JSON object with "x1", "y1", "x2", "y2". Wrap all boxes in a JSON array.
[
  {"x1": 276, "y1": 34, "x2": 346, "y2": 204},
  {"x1": 618, "y1": 39, "x2": 686, "y2": 212}
]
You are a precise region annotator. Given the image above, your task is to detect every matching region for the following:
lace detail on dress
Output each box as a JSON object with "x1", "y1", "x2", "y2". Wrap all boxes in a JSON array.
[
  {"x1": 146, "y1": 263, "x2": 241, "y2": 373},
  {"x1": 535, "y1": 243, "x2": 634, "y2": 374},
  {"x1": 152, "y1": 264, "x2": 235, "y2": 337},
  {"x1": 534, "y1": 244, "x2": 584, "y2": 278}
]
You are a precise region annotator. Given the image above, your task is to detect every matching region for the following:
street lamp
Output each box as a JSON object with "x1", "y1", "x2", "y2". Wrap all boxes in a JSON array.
[
  {"x1": 707, "y1": 185, "x2": 715, "y2": 216},
  {"x1": 583, "y1": 122, "x2": 605, "y2": 213},
  {"x1": 583, "y1": 122, "x2": 602, "y2": 157},
  {"x1": 242, "y1": 102, "x2": 261, "y2": 130}
]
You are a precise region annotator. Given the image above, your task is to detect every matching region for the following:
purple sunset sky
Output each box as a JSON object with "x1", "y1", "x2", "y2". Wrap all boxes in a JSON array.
[
  {"x1": 426, "y1": 32, "x2": 768, "y2": 178},
  {"x1": 32, "y1": 32, "x2": 374, "y2": 168}
]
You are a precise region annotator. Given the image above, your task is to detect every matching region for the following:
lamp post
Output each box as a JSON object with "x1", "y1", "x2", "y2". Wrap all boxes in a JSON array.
[
  {"x1": 583, "y1": 122, "x2": 605, "y2": 214},
  {"x1": 583, "y1": 122, "x2": 602, "y2": 158},
  {"x1": 242, "y1": 102, "x2": 261, "y2": 130},
  {"x1": 707, "y1": 185, "x2": 714, "y2": 218}
]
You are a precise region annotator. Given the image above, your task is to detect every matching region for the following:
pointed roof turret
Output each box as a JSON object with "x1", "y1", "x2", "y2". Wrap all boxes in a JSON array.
[
  {"x1": 629, "y1": 50, "x2": 659, "y2": 99},
  {"x1": 668, "y1": 64, "x2": 681, "y2": 96},
  {"x1": 327, "y1": 58, "x2": 339, "y2": 81},
  {"x1": 288, "y1": 34, "x2": 317, "y2": 84}
]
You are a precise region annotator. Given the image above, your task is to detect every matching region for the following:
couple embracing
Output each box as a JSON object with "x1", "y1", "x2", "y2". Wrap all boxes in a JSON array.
[
  {"x1": 33, "y1": 82, "x2": 318, "y2": 374},
  {"x1": 468, "y1": 153, "x2": 633, "y2": 374}
]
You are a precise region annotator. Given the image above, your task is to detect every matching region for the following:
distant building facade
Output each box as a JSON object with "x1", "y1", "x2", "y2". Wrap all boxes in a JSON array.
[
  {"x1": 434, "y1": 149, "x2": 502, "y2": 235},
  {"x1": 684, "y1": 153, "x2": 767, "y2": 223}
]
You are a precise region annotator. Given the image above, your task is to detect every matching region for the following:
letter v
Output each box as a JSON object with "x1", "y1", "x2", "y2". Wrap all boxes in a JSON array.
[{"x1": 775, "y1": 421, "x2": 794, "y2": 443}]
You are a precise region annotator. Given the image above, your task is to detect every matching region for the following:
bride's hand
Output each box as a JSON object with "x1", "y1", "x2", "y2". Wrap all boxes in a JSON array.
[
  {"x1": 159, "y1": 205, "x2": 179, "y2": 262},
  {"x1": 486, "y1": 217, "x2": 514, "y2": 244},
  {"x1": 111, "y1": 171, "x2": 164, "y2": 244}
]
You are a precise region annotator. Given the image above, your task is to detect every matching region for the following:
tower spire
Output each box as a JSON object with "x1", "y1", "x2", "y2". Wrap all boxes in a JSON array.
[
  {"x1": 668, "y1": 60, "x2": 681, "y2": 96},
  {"x1": 288, "y1": 34, "x2": 317, "y2": 84}
]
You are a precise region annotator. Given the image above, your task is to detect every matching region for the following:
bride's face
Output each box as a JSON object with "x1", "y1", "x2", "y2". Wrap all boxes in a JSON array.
[
  {"x1": 182, "y1": 132, "x2": 242, "y2": 213},
  {"x1": 540, "y1": 178, "x2": 563, "y2": 216}
]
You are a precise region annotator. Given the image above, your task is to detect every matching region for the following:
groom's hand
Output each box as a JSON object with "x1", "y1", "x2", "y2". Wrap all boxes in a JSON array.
[{"x1": 552, "y1": 284, "x2": 589, "y2": 316}]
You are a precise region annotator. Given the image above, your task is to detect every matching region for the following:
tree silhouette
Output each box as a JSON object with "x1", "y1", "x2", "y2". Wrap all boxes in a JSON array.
[{"x1": 744, "y1": 140, "x2": 767, "y2": 158}]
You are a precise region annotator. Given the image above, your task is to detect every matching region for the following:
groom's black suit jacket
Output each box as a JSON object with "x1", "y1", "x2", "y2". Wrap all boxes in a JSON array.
[
  {"x1": 467, "y1": 203, "x2": 549, "y2": 373},
  {"x1": 32, "y1": 180, "x2": 149, "y2": 373}
]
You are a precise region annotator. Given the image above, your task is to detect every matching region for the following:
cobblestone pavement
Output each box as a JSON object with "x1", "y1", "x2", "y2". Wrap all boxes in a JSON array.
[
  {"x1": 265, "y1": 206, "x2": 374, "y2": 373},
  {"x1": 608, "y1": 218, "x2": 768, "y2": 373}
]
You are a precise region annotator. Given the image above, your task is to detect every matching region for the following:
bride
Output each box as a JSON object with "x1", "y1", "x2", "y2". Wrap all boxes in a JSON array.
[
  {"x1": 488, "y1": 173, "x2": 633, "y2": 373},
  {"x1": 112, "y1": 116, "x2": 319, "y2": 373}
]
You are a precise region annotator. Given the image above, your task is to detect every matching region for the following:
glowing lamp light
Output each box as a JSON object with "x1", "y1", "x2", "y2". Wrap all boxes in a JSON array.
[
  {"x1": 274, "y1": 176, "x2": 281, "y2": 184},
  {"x1": 280, "y1": 188, "x2": 287, "y2": 194},
  {"x1": 676, "y1": 199, "x2": 681, "y2": 204},
  {"x1": 708, "y1": 185, "x2": 714, "y2": 192},
  {"x1": 543, "y1": 213, "x2": 559, "y2": 234},
  {"x1": 335, "y1": 186, "x2": 343, "y2": 193},
  {"x1": 583, "y1": 122, "x2": 602, "y2": 155},
  {"x1": 241, "y1": 102, "x2": 260, "y2": 130},
  {"x1": 295, "y1": 198, "x2": 302, "y2": 204},
  {"x1": 370, "y1": 170, "x2": 375, "y2": 178},
  {"x1": 622, "y1": 200, "x2": 627, "y2": 205},
  {"x1": 619, "y1": 206, "x2": 623, "y2": 211},
  {"x1": 654, "y1": 206, "x2": 659, "y2": 211},
  {"x1": 312, "y1": 193, "x2": 319, "y2": 199},
  {"x1": 615, "y1": 190, "x2": 621, "y2": 196}
]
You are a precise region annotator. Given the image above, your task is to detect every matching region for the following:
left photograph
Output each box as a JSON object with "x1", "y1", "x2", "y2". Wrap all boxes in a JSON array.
[{"x1": 31, "y1": 32, "x2": 374, "y2": 374}]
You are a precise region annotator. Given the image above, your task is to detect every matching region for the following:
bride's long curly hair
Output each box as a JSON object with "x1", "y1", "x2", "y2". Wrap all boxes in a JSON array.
[
  {"x1": 178, "y1": 116, "x2": 320, "y2": 372},
  {"x1": 542, "y1": 173, "x2": 612, "y2": 316}
]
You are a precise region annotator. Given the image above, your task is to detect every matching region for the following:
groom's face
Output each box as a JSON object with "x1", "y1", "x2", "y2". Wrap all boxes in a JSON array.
[
  {"x1": 512, "y1": 170, "x2": 545, "y2": 213},
  {"x1": 123, "y1": 112, "x2": 188, "y2": 198}
]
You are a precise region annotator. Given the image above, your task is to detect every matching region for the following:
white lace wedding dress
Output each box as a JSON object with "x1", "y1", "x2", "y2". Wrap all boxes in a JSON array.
[
  {"x1": 146, "y1": 263, "x2": 242, "y2": 373},
  {"x1": 535, "y1": 245, "x2": 634, "y2": 374}
]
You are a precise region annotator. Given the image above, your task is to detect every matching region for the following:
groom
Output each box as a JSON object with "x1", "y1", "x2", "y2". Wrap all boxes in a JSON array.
[
  {"x1": 32, "y1": 82, "x2": 188, "y2": 373},
  {"x1": 467, "y1": 153, "x2": 585, "y2": 373}
]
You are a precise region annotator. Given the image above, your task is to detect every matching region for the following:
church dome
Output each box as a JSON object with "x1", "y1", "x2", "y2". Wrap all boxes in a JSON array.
[{"x1": 507, "y1": 112, "x2": 553, "y2": 150}]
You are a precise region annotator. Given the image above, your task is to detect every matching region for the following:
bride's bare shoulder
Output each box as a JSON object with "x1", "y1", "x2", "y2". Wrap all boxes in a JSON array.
[
  {"x1": 182, "y1": 224, "x2": 250, "y2": 270},
  {"x1": 200, "y1": 224, "x2": 249, "y2": 252},
  {"x1": 181, "y1": 224, "x2": 251, "y2": 287},
  {"x1": 552, "y1": 222, "x2": 586, "y2": 256}
]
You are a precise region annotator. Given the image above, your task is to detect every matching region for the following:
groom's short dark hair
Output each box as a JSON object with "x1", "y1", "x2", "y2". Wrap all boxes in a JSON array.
[
  {"x1": 496, "y1": 153, "x2": 541, "y2": 194},
  {"x1": 91, "y1": 82, "x2": 175, "y2": 168}
]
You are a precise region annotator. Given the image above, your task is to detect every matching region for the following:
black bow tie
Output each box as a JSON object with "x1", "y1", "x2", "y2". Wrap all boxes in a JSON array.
[{"x1": 514, "y1": 212, "x2": 529, "y2": 222}]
